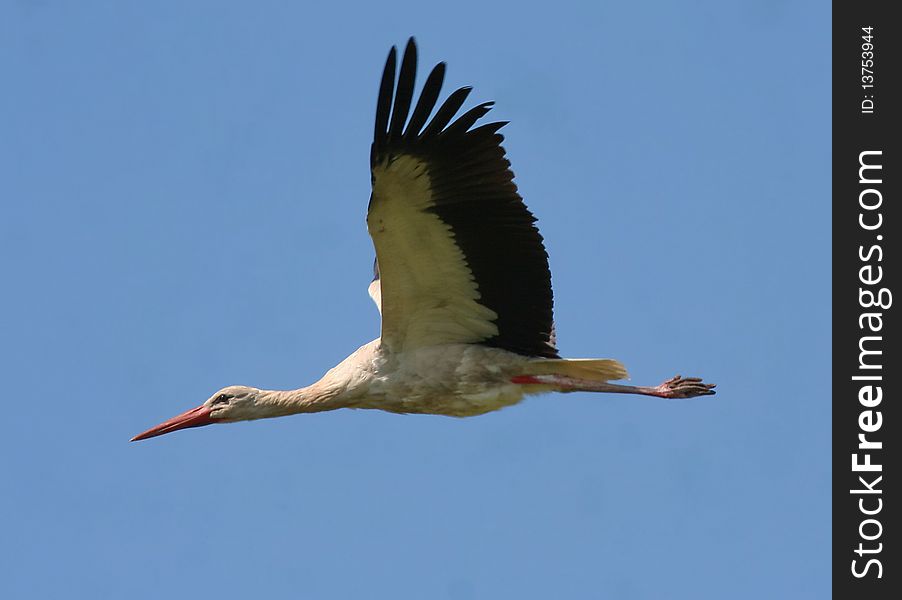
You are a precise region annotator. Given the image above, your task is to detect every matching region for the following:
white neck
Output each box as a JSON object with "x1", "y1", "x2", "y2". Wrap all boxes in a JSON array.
[{"x1": 254, "y1": 378, "x2": 356, "y2": 418}]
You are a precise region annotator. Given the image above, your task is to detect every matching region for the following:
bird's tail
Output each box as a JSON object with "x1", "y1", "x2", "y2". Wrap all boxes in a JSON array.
[{"x1": 522, "y1": 358, "x2": 629, "y2": 382}]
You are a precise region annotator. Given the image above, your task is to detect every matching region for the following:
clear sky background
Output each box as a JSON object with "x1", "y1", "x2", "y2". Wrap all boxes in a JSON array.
[{"x1": 1, "y1": 1, "x2": 830, "y2": 598}]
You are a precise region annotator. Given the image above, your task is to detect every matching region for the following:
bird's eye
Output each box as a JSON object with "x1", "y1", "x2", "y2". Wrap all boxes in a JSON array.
[{"x1": 212, "y1": 394, "x2": 230, "y2": 405}]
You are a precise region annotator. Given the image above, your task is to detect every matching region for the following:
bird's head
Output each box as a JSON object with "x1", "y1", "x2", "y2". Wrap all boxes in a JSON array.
[{"x1": 131, "y1": 385, "x2": 263, "y2": 442}]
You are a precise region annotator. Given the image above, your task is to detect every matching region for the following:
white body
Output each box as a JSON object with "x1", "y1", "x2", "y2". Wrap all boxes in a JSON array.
[{"x1": 321, "y1": 340, "x2": 532, "y2": 417}]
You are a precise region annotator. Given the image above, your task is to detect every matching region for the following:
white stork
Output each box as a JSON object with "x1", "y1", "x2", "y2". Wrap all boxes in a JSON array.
[{"x1": 132, "y1": 39, "x2": 714, "y2": 442}]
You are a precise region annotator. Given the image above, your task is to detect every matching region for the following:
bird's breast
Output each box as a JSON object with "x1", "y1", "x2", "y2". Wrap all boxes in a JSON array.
[{"x1": 359, "y1": 343, "x2": 530, "y2": 417}]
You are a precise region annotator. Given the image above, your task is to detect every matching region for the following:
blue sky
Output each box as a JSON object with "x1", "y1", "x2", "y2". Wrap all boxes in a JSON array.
[{"x1": 1, "y1": 1, "x2": 830, "y2": 598}]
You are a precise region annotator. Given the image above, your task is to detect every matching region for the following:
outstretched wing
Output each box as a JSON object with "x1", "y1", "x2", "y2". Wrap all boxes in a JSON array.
[{"x1": 368, "y1": 38, "x2": 557, "y2": 358}]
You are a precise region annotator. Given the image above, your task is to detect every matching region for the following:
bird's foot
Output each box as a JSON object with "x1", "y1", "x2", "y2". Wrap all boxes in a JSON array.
[{"x1": 652, "y1": 375, "x2": 716, "y2": 399}]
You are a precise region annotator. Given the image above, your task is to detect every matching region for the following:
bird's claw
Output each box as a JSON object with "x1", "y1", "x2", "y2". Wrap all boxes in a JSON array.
[{"x1": 654, "y1": 374, "x2": 716, "y2": 399}]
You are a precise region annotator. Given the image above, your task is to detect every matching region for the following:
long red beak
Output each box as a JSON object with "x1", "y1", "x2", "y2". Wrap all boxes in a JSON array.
[{"x1": 131, "y1": 405, "x2": 215, "y2": 442}]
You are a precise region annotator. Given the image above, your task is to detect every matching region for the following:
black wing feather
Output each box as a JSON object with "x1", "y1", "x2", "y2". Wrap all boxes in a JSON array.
[
  {"x1": 372, "y1": 47, "x2": 396, "y2": 163},
  {"x1": 420, "y1": 86, "x2": 472, "y2": 140},
  {"x1": 388, "y1": 38, "x2": 417, "y2": 143},
  {"x1": 405, "y1": 62, "x2": 445, "y2": 139},
  {"x1": 442, "y1": 101, "x2": 495, "y2": 136}
]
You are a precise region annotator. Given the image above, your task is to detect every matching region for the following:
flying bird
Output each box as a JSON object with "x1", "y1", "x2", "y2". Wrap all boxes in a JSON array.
[{"x1": 132, "y1": 39, "x2": 715, "y2": 442}]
